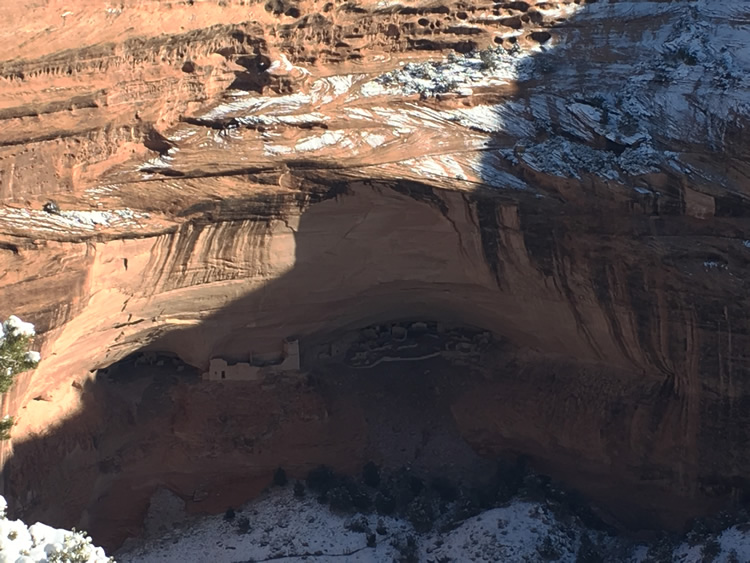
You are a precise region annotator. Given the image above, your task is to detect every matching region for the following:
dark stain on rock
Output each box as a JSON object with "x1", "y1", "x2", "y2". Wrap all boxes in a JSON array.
[
  {"x1": 389, "y1": 179, "x2": 449, "y2": 217},
  {"x1": 518, "y1": 209, "x2": 557, "y2": 278},
  {"x1": 626, "y1": 268, "x2": 670, "y2": 377},
  {"x1": 592, "y1": 259, "x2": 636, "y2": 366},
  {"x1": 474, "y1": 196, "x2": 504, "y2": 286}
]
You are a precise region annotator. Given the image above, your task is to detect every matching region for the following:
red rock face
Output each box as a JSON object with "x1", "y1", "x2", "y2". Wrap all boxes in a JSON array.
[{"x1": 1, "y1": 0, "x2": 750, "y2": 551}]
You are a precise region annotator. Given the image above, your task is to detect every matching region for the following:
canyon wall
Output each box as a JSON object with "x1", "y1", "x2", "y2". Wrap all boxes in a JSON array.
[{"x1": 1, "y1": 0, "x2": 750, "y2": 549}]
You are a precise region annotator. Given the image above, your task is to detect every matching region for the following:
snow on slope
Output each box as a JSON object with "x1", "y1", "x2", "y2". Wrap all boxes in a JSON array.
[
  {"x1": 505, "y1": 0, "x2": 750, "y2": 187},
  {"x1": 117, "y1": 488, "x2": 594, "y2": 563},
  {"x1": 117, "y1": 487, "x2": 750, "y2": 563}
]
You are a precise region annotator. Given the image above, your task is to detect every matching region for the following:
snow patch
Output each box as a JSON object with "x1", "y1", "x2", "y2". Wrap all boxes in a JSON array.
[
  {"x1": 446, "y1": 103, "x2": 536, "y2": 138},
  {"x1": 0, "y1": 207, "x2": 150, "y2": 235},
  {"x1": 0, "y1": 495, "x2": 111, "y2": 562},
  {"x1": 119, "y1": 486, "x2": 750, "y2": 563},
  {"x1": 519, "y1": 136, "x2": 668, "y2": 181},
  {"x1": 117, "y1": 489, "x2": 604, "y2": 563},
  {"x1": 4, "y1": 316, "x2": 35, "y2": 339},
  {"x1": 403, "y1": 155, "x2": 468, "y2": 181},
  {"x1": 361, "y1": 132, "x2": 387, "y2": 148},
  {"x1": 295, "y1": 130, "x2": 347, "y2": 152}
]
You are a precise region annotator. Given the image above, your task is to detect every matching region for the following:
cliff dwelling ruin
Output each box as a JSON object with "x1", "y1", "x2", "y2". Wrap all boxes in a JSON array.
[{"x1": 204, "y1": 338, "x2": 301, "y2": 381}]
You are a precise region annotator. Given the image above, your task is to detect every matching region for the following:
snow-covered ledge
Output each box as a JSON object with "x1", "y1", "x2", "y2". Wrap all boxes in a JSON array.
[{"x1": 0, "y1": 496, "x2": 111, "y2": 563}]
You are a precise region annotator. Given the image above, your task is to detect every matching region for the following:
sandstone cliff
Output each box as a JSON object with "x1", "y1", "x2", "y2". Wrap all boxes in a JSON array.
[{"x1": 1, "y1": 0, "x2": 750, "y2": 550}]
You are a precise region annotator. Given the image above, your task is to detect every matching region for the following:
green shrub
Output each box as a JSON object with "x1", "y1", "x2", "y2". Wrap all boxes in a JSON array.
[
  {"x1": 0, "y1": 316, "x2": 40, "y2": 441},
  {"x1": 47, "y1": 529, "x2": 114, "y2": 563},
  {"x1": 537, "y1": 534, "x2": 562, "y2": 561},
  {"x1": 345, "y1": 516, "x2": 368, "y2": 534},
  {"x1": 430, "y1": 476, "x2": 458, "y2": 503},
  {"x1": 392, "y1": 534, "x2": 419, "y2": 563},
  {"x1": 644, "y1": 533, "x2": 676, "y2": 563},
  {"x1": 374, "y1": 492, "x2": 396, "y2": 515},
  {"x1": 406, "y1": 494, "x2": 435, "y2": 533},
  {"x1": 575, "y1": 533, "x2": 603, "y2": 563},
  {"x1": 294, "y1": 480, "x2": 306, "y2": 497},
  {"x1": 327, "y1": 486, "x2": 354, "y2": 513},
  {"x1": 273, "y1": 467, "x2": 287, "y2": 487},
  {"x1": 701, "y1": 537, "x2": 721, "y2": 562},
  {"x1": 0, "y1": 315, "x2": 40, "y2": 393},
  {"x1": 0, "y1": 416, "x2": 14, "y2": 441},
  {"x1": 479, "y1": 48, "x2": 497, "y2": 71},
  {"x1": 236, "y1": 516, "x2": 250, "y2": 534},
  {"x1": 307, "y1": 465, "x2": 335, "y2": 493},
  {"x1": 362, "y1": 461, "x2": 380, "y2": 488}
]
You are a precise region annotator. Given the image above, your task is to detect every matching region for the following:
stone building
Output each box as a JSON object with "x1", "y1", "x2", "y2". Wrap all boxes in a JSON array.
[{"x1": 203, "y1": 339, "x2": 300, "y2": 381}]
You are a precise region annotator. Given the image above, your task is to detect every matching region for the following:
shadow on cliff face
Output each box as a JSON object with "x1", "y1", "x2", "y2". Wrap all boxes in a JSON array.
[
  {"x1": 9, "y1": 0, "x2": 750, "y2": 552},
  {"x1": 460, "y1": 0, "x2": 750, "y2": 546},
  {"x1": 7, "y1": 336, "x2": 520, "y2": 551}
]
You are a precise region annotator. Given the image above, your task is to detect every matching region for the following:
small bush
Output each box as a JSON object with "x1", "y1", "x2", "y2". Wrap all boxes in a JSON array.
[
  {"x1": 522, "y1": 473, "x2": 551, "y2": 502},
  {"x1": 376, "y1": 519, "x2": 387, "y2": 535},
  {"x1": 345, "y1": 517, "x2": 368, "y2": 534},
  {"x1": 675, "y1": 46, "x2": 698, "y2": 66},
  {"x1": 618, "y1": 112, "x2": 640, "y2": 137},
  {"x1": 644, "y1": 534, "x2": 676, "y2": 563},
  {"x1": 0, "y1": 316, "x2": 40, "y2": 394},
  {"x1": 575, "y1": 533, "x2": 603, "y2": 563},
  {"x1": 450, "y1": 494, "x2": 482, "y2": 524},
  {"x1": 406, "y1": 495, "x2": 435, "y2": 533},
  {"x1": 392, "y1": 534, "x2": 419, "y2": 563},
  {"x1": 328, "y1": 486, "x2": 354, "y2": 513},
  {"x1": 536, "y1": 53, "x2": 558, "y2": 75},
  {"x1": 273, "y1": 467, "x2": 287, "y2": 487},
  {"x1": 495, "y1": 458, "x2": 526, "y2": 503},
  {"x1": 236, "y1": 516, "x2": 250, "y2": 534},
  {"x1": 479, "y1": 49, "x2": 497, "y2": 71},
  {"x1": 363, "y1": 461, "x2": 380, "y2": 488},
  {"x1": 293, "y1": 481, "x2": 305, "y2": 498},
  {"x1": 307, "y1": 465, "x2": 335, "y2": 494},
  {"x1": 382, "y1": 469, "x2": 423, "y2": 512},
  {"x1": 374, "y1": 492, "x2": 396, "y2": 515},
  {"x1": 409, "y1": 475, "x2": 424, "y2": 496},
  {"x1": 537, "y1": 535, "x2": 562, "y2": 561},
  {"x1": 701, "y1": 537, "x2": 721, "y2": 563},
  {"x1": 351, "y1": 485, "x2": 372, "y2": 512},
  {"x1": 431, "y1": 476, "x2": 458, "y2": 503},
  {"x1": 0, "y1": 417, "x2": 13, "y2": 441},
  {"x1": 46, "y1": 529, "x2": 113, "y2": 563}
]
